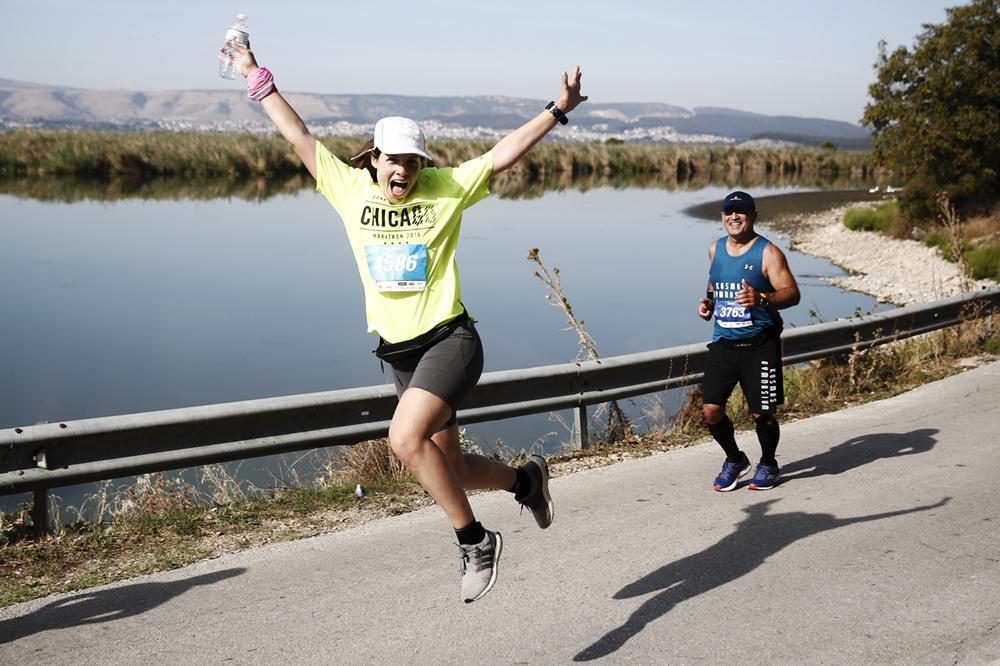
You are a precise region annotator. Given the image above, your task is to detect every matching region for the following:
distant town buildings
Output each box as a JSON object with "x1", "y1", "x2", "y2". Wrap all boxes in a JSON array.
[{"x1": 0, "y1": 116, "x2": 736, "y2": 145}]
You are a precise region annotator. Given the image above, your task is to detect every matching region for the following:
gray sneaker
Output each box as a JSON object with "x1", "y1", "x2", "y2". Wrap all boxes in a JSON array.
[
  {"x1": 459, "y1": 529, "x2": 502, "y2": 603},
  {"x1": 515, "y1": 454, "x2": 554, "y2": 529}
]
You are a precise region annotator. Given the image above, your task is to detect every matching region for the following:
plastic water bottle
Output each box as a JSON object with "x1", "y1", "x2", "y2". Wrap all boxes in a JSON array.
[{"x1": 218, "y1": 14, "x2": 249, "y2": 80}]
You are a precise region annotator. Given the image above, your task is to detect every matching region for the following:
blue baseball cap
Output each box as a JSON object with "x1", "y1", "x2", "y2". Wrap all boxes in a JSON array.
[{"x1": 722, "y1": 191, "x2": 756, "y2": 213}]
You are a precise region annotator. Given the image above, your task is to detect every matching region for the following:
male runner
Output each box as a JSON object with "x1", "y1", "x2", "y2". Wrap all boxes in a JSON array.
[{"x1": 697, "y1": 191, "x2": 800, "y2": 491}]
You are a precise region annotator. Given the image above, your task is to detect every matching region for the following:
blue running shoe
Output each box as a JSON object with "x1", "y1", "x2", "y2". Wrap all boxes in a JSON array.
[
  {"x1": 713, "y1": 452, "x2": 751, "y2": 492},
  {"x1": 748, "y1": 463, "x2": 781, "y2": 491}
]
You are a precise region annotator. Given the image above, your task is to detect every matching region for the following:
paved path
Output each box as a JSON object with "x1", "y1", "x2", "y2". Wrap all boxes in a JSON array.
[{"x1": 3, "y1": 362, "x2": 1000, "y2": 664}]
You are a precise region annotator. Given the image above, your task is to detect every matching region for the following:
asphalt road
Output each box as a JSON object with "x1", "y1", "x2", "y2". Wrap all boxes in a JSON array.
[{"x1": 2, "y1": 361, "x2": 999, "y2": 664}]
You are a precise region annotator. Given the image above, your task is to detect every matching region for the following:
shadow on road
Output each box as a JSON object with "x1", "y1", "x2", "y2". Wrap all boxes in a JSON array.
[
  {"x1": 780, "y1": 428, "x2": 938, "y2": 484},
  {"x1": 0, "y1": 567, "x2": 245, "y2": 644},
  {"x1": 574, "y1": 498, "x2": 949, "y2": 661}
]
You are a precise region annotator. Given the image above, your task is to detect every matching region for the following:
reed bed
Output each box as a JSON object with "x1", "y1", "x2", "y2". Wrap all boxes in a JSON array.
[
  {"x1": 0, "y1": 130, "x2": 877, "y2": 204},
  {"x1": 0, "y1": 168, "x2": 873, "y2": 204},
  {"x1": 0, "y1": 130, "x2": 877, "y2": 181},
  {"x1": 433, "y1": 139, "x2": 877, "y2": 181}
]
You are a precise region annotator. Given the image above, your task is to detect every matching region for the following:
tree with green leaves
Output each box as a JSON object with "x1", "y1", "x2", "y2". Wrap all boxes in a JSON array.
[{"x1": 862, "y1": 0, "x2": 999, "y2": 220}]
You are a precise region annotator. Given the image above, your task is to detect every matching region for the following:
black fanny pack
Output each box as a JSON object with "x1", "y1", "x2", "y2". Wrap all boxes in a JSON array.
[
  {"x1": 373, "y1": 311, "x2": 469, "y2": 364},
  {"x1": 716, "y1": 325, "x2": 782, "y2": 350}
]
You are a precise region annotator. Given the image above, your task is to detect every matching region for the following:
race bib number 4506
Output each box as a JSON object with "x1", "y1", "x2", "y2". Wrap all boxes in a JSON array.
[
  {"x1": 364, "y1": 243, "x2": 428, "y2": 292},
  {"x1": 714, "y1": 298, "x2": 752, "y2": 328}
]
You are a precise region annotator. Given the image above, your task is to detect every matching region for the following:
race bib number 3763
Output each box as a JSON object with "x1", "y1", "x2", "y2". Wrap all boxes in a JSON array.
[
  {"x1": 364, "y1": 243, "x2": 428, "y2": 292},
  {"x1": 714, "y1": 298, "x2": 752, "y2": 328}
]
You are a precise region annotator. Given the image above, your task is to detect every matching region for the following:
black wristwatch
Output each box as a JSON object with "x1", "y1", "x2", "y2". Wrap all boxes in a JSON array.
[{"x1": 545, "y1": 101, "x2": 569, "y2": 125}]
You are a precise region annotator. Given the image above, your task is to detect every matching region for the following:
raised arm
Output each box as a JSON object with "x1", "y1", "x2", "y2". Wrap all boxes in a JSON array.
[
  {"x1": 489, "y1": 66, "x2": 588, "y2": 177},
  {"x1": 224, "y1": 42, "x2": 318, "y2": 179}
]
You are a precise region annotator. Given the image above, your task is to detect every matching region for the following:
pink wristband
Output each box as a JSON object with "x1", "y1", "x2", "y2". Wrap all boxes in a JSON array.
[{"x1": 246, "y1": 67, "x2": 277, "y2": 101}]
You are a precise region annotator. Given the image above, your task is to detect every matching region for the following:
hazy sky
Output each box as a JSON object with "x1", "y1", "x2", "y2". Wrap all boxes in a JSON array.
[{"x1": 1, "y1": 0, "x2": 960, "y2": 124}]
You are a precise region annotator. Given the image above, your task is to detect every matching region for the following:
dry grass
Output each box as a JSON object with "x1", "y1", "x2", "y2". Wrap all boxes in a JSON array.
[
  {"x1": 908, "y1": 200, "x2": 1000, "y2": 282},
  {"x1": 2, "y1": 309, "x2": 997, "y2": 607},
  {"x1": 963, "y1": 210, "x2": 1000, "y2": 245},
  {"x1": 0, "y1": 462, "x2": 429, "y2": 606},
  {"x1": 556, "y1": 307, "x2": 999, "y2": 468},
  {"x1": 332, "y1": 438, "x2": 410, "y2": 485}
]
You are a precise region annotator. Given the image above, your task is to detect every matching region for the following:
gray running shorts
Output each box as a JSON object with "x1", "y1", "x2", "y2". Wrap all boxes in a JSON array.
[{"x1": 388, "y1": 319, "x2": 484, "y2": 428}]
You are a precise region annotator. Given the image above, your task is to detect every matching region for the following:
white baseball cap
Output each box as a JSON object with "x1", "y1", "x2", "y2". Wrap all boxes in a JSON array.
[{"x1": 373, "y1": 116, "x2": 432, "y2": 160}]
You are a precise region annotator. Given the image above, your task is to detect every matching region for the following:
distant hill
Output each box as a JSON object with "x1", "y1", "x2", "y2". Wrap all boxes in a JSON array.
[
  {"x1": 0, "y1": 78, "x2": 871, "y2": 146},
  {"x1": 747, "y1": 131, "x2": 873, "y2": 150}
]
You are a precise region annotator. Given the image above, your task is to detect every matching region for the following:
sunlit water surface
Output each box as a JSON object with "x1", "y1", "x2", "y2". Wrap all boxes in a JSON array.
[{"x1": 0, "y1": 185, "x2": 880, "y2": 513}]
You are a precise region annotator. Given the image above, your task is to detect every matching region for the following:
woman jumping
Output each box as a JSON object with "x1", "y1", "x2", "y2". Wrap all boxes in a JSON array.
[{"x1": 223, "y1": 40, "x2": 586, "y2": 603}]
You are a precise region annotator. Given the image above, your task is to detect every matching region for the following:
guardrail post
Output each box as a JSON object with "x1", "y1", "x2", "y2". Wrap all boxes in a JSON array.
[
  {"x1": 572, "y1": 405, "x2": 589, "y2": 450},
  {"x1": 32, "y1": 488, "x2": 50, "y2": 536}
]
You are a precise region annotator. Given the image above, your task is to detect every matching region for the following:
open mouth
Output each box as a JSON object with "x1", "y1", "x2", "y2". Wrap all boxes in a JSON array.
[{"x1": 389, "y1": 179, "x2": 409, "y2": 198}]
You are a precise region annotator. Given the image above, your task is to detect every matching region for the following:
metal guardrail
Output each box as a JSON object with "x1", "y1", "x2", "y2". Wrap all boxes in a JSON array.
[{"x1": 3, "y1": 287, "x2": 998, "y2": 530}]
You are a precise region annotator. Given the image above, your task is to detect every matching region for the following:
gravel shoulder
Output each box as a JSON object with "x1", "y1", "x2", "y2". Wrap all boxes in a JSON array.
[{"x1": 770, "y1": 200, "x2": 996, "y2": 306}]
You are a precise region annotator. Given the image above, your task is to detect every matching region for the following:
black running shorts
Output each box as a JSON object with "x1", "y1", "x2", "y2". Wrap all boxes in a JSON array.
[
  {"x1": 388, "y1": 319, "x2": 484, "y2": 427},
  {"x1": 702, "y1": 328, "x2": 784, "y2": 415}
]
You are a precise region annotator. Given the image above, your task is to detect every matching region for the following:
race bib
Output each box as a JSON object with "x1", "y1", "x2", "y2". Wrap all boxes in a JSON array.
[
  {"x1": 714, "y1": 298, "x2": 752, "y2": 329},
  {"x1": 364, "y1": 243, "x2": 428, "y2": 292}
]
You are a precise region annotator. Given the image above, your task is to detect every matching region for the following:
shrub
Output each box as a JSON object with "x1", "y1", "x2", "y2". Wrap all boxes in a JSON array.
[
  {"x1": 966, "y1": 244, "x2": 1000, "y2": 281},
  {"x1": 843, "y1": 201, "x2": 899, "y2": 232}
]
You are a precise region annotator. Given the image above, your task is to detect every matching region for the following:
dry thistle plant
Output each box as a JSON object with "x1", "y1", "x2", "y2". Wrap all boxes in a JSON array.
[
  {"x1": 526, "y1": 248, "x2": 599, "y2": 361},
  {"x1": 937, "y1": 192, "x2": 972, "y2": 292},
  {"x1": 526, "y1": 247, "x2": 632, "y2": 441}
]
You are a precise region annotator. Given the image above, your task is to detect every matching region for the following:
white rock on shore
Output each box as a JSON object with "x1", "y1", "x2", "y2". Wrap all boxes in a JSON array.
[{"x1": 778, "y1": 202, "x2": 997, "y2": 307}]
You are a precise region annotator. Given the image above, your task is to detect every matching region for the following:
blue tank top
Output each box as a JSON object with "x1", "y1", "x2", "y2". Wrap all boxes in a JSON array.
[{"x1": 709, "y1": 235, "x2": 782, "y2": 341}]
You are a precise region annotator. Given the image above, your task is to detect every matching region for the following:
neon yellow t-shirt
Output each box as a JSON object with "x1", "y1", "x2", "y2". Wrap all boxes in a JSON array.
[{"x1": 314, "y1": 141, "x2": 493, "y2": 343}]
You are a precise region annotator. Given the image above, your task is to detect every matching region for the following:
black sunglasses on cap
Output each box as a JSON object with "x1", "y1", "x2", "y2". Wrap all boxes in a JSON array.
[{"x1": 723, "y1": 206, "x2": 753, "y2": 216}]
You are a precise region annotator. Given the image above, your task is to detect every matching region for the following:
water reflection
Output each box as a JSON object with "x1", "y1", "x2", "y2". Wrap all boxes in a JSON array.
[
  {"x1": 0, "y1": 168, "x2": 876, "y2": 203},
  {"x1": 0, "y1": 173, "x2": 310, "y2": 203},
  {"x1": 0, "y1": 176, "x2": 882, "y2": 516},
  {"x1": 491, "y1": 169, "x2": 875, "y2": 201}
]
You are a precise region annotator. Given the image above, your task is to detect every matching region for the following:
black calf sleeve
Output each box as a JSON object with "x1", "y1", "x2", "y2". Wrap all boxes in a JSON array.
[
  {"x1": 755, "y1": 415, "x2": 780, "y2": 466},
  {"x1": 707, "y1": 415, "x2": 742, "y2": 461}
]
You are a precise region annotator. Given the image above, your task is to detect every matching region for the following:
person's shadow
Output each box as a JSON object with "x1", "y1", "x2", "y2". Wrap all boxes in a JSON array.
[
  {"x1": 0, "y1": 567, "x2": 246, "y2": 644},
  {"x1": 574, "y1": 498, "x2": 949, "y2": 661},
  {"x1": 779, "y1": 428, "x2": 938, "y2": 485}
]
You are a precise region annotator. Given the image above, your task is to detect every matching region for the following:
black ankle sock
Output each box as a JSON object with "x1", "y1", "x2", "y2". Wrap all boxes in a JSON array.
[
  {"x1": 508, "y1": 467, "x2": 530, "y2": 495},
  {"x1": 756, "y1": 416, "x2": 780, "y2": 467},
  {"x1": 456, "y1": 521, "x2": 486, "y2": 546},
  {"x1": 707, "y1": 416, "x2": 742, "y2": 461}
]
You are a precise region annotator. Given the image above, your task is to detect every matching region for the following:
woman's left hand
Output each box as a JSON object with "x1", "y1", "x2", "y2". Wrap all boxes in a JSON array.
[
  {"x1": 487, "y1": 64, "x2": 589, "y2": 175},
  {"x1": 556, "y1": 66, "x2": 588, "y2": 114}
]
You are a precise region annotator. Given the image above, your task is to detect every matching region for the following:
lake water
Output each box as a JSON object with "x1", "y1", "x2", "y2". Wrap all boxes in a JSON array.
[{"x1": 0, "y1": 181, "x2": 880, "y2": 514}]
